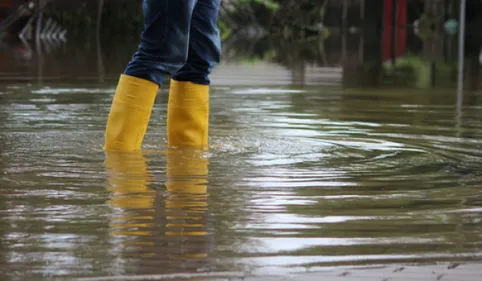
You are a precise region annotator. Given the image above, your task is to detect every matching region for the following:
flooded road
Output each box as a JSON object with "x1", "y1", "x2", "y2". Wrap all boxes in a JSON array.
[{"x1": 0, "y1": 73, "x2": 482, "y2": 280}]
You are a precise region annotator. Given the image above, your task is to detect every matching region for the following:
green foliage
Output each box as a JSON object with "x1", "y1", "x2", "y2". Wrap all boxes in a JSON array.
[
  {"x1": 45, "y1": 0, "x2": 143, "y2": 39},
  {"x1": 238, "y1": 0, "x2": 280, "y2": 11},
  {"x1": 218, "y1": 21, "x2": 233, "y2": 41},
  {"x1": 44, "y1": 0, "x2": 331, "y2": 41},
  {"x1": 383, "y1": 55, "x2": 458, "y2": 88}
]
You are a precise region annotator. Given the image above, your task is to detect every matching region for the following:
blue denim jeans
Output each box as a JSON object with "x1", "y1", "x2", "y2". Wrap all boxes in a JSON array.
[{"x1": 124, "y1": 0, "x2": 221, "y2": 86}]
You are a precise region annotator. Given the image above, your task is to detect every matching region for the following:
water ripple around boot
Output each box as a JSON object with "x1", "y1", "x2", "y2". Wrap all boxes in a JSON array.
[{"x1": 0, "y1": 84, "x2": 481, "y2": 280}]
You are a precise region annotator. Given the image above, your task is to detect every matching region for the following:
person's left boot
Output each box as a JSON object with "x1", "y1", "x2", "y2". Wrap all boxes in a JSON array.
[
  {"x1": 167, "y1": 79, "x2": 209, "y2": 148},
  {"x1": 104, "y1": 74, "x2": 159, "y2": 152}
]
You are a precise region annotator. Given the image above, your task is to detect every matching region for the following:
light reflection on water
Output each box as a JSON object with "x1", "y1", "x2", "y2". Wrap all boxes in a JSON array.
[{"x1": 0, "y1": 81, "x2": 481, "y2": 280}]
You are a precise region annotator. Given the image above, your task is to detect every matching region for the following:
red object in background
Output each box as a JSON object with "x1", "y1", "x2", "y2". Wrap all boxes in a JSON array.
[{"x1": 383, "y1": 0, "x2": 407, "y2": 61}]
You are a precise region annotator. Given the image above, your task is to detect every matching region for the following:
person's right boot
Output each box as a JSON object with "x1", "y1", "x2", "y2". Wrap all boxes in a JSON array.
[
  {"x1": 104, "y1": 74, "x2": 159, "y2": 152},
  {"x1": 166, "y1": 79, "x2": 209, "y2": 148}
]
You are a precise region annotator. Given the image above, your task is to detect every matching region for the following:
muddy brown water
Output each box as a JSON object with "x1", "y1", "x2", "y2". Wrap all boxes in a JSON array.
[{"x1": 0, "y1": 73, "x2": 481, "y2": 281}]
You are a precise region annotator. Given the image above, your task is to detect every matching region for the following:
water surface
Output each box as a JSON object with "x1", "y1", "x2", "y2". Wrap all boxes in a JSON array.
[{"x1": 0, "y1": 80, "x2": 481, "y2": 280}]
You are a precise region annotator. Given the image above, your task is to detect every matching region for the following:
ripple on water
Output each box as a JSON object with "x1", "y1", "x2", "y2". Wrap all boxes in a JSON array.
[{"x1": 0, "y1": 85, "x2": 481, "y2": 280}]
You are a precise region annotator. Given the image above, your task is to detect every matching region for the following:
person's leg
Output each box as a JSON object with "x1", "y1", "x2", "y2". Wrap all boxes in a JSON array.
[
  {"x1": 105, "y1": 0, "x2": 197, "y2": 152},
  {"x1": 124, "y1": 0, "x2": 197, "y2": 85},
  {"x1": 167, "y1": 0, "x2": 222, "y2": 148},
  {"x1": 171, "y1": 0, "x2": 222, "y2": 85}
]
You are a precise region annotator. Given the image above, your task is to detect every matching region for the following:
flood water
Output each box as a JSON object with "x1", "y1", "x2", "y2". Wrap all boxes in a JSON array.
[{"x1": 0, "y1": 39, "x2": 482, "y2": 281}]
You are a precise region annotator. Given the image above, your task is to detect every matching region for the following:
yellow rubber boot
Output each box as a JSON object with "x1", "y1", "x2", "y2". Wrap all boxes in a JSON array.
[
  {"x1": 167, "y1": 79, "x2": 209, "y2": 148},
  {"x1": 104, "y1": 74, "x2": 159, "y2": 152}
]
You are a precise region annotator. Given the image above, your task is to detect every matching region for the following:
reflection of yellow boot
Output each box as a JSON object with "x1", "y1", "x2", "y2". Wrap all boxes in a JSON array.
[
  {"x1": 167, "y1": 79, "x2": 209, "y2": 148},
  {"x1": 165, "y1": 148, "x2": 209, "y2": 258},
  {"x1": 104, "y1": 74, "x2": 159, "y2": 152},
  {"x1": 104, "y1": 151, "x2": 155, "y2": 237}
]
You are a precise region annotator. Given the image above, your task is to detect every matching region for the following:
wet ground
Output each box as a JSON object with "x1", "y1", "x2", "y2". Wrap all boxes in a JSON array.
[
  {"x1": 0, "y1": 39, "x2": 482, "y2": 281},
  {"x1": 74, "y1": 263, "x2": 482, "y2": 281}
]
